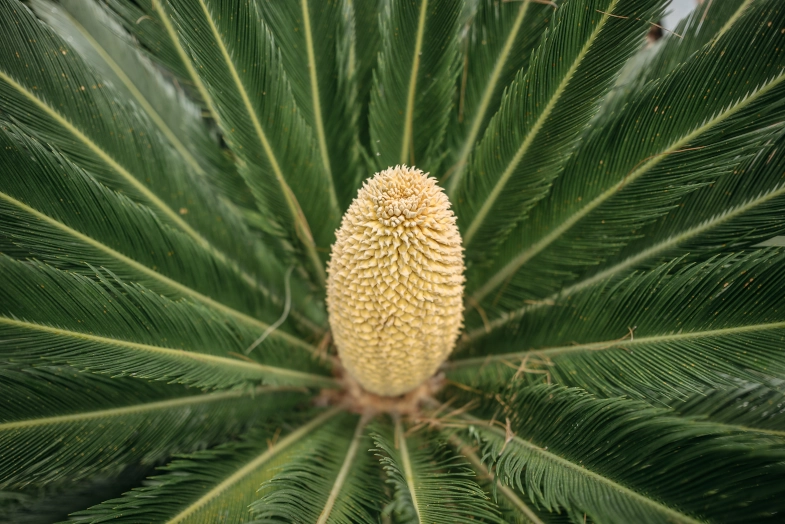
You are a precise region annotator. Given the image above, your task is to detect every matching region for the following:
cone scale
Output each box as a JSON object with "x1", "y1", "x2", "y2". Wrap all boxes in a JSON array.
[{"x1": 327, "y1": 166, "x2": 465, "y2": 396}]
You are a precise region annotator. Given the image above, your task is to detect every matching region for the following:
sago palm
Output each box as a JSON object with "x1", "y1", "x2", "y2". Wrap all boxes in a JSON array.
[{"x1": 1, "y1": 0, "x2": 785, "y2": 521}]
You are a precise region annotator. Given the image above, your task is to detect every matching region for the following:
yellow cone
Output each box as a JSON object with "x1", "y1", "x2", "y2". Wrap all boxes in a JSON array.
[{"x1": 327, "y1": 165, "x2": 465, "y2": 396}]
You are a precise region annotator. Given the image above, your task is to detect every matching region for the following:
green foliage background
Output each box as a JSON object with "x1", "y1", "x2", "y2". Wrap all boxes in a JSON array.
[{"x1": 1, "y1": 0, "x2": 784, "y2": 522}]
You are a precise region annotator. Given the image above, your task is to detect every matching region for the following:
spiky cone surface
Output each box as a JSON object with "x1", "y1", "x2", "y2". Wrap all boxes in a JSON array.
[{"x1": 327, "y1": 166, "x2": 464, "y2": 396}]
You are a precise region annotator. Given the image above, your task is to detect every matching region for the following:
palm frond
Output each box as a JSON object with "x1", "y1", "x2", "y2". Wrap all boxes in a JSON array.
[
  {"x1": 29, "y1": 0, "x2": 256, "y2": 210},
  {"x1": 667, "y1": 380, "x2": 785, "y2": 438},
  {"x1": 466, "y1": 126, "x2": 785, "y2": 342},
  {"x1": 449, "y1": 434, "x2": 568, "y2": 524},
  {"x1": 372, "y1": 418, "x2": 501, "y2": 523},
  {"x1": 368, "y1": 0, "x2": 462, "y2": 172},
  {"x1": 256, "y1": 0, "x2": 363, "y2": 210},
  {"x1": 0, "y1": 122, "x2": 324, "y2": 337},
  {"x1": 0, "y1": 255, "x2": 334, "y2": 389},
  {"x1": 445, "y1": 0, "x2": 553, "y2": 185},
  {"x1": 469, "y1": 0, "x2": 785, "y2": 313},
  {"x1": 0, "y1": 1, "x2": 266, "y2": 289},
  {"x1": 451, "y1": 0, "x2": 664, "y2": 257},
  {"x1": 155, "y1": 0, "x2": 342, "y2": 286},
  {"x1": 466, "y1": 385, "x2": 785, "y2": 523},
  {"x1": 69, "y1": 408, "x2": 342, "y2": 524},
  {"x1": 351, "y1": 0, "x2": 382, "y2": 151},
  {"x1": 642, "y1": 0, "x2": 754, "y2": 83},
  {"x1": 448, "y1": 249, "x2": 785, "y2": 400},
  {"x1": 0, "y1": 363, "x2": 305, "y2": 490},
  {"x1": 251, "y1": 415, "x2": 382, "y2": 523},
  {"x1": 0, "y1": 466, "x2": 153, "y2": 524},
  {"x1": 99, "y1": 0, "x2": 193, "y2": 83}
]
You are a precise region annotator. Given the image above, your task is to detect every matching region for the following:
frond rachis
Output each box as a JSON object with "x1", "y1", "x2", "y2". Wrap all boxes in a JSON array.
[{"x1": 327, "y1": 165, "x2": 465, "y2": 396}]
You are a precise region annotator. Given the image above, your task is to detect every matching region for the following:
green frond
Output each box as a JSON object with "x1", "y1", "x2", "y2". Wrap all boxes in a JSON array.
[
  {"x1": 445, "y1": 0, "x2": 553, "y2": 185},
  {"x1": 372, "y1": 419, "x2": 501, "y2": 523},
  {"x1": 452, "y1": 0, "x2": 664, "y2": 256},
  {"x1": 466, "y1": 125, "x2": 785, "y2": 345},
  {"x1": 98, "y1": 0, "x2": 193, "y2": 84},
  {"x1": 155, "y1": 0, "x2": 342, "y2": 286},
  {"x1": 468, "y1": 0, "x2": 785, "y2": 314},
  {"x1": 251, "y1": 415, "x2": 382, "y2": 523},
  {"x1": 256, "y1": 0, "x2": 364, "y2": 210},
  {"x1": 28, "y1": 0, "x2": 256, "y2": 211},
  {"x1": 0, "y1": 363, "x2": 305, "y2": 490},
  {"x1": 351, "y1": 0, "x2": 382, "y2": 150},
  {"x1": 369, "y1": 0, "x2": 462, "y2": 172},
  {"x1": 667, "y1": 380, "x2": 785, "y2": 438},
  {"x1": 449, "y1": 435, "x2": 569, "y2": 524},
  {"x1": 0, "y1": 466, "x2": 153, "y2": 524},
  {"x1": 0, "y1": 255, "x2": 334, "y2": 389},
  {"x1": 0, "y1": 1, "x2": 265, "y2": 288},
  {"x1": 466, "y1": 385, "x2": 785, "y2": 523},
  {"x1": 0, "y1": 122, "x2": 325, "y2": 336},
  {"x1": 642, "y1": 0, "x2": 754, "y2": 83},
  {"x1": 449, "y1": 249, "x2": 785, "y2": 400},
  {"x1": 70, "y1": 408, "x2": 342, "y2": 524}
]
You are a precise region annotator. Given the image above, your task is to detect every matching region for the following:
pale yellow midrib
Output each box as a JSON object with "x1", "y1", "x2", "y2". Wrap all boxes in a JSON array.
[
  {"x1": 316, "y1": 416, "x2": 368, "y2": 524},
  {"x1": 193, "y1": 0, "x2": 327, "y2": 286},
  {"x1": 446, "y1": 0, "x2": 531, "y2": 196},
  {"x1": 462, "y1": 0, "x2": 621, "y2": 247},
  {"x1": 0, "y1": 189, "x2": 316, "y2": 353},
  {"x1": 0, "y1": 388, "x2": 250, "y2": 431},
  {"x1": 0, "y1": 62, "x2": 289, "y2": 327},
  {"x1": 714, "y1": 0, "x2": 755, "y2": 43},
  {"x1": 400, "y1": 0, "x2": 429, "y2": 165},
  {"x1": 61, "y1": 9, "x2": 206, "y2": 179},
  {"x1": 149, "y1": 0, "x2": 322, "y2": 334},
  {"x1": 471, "y1": 71, "x2": 785, "y2": 304},
  {"x1": 448, "y1": 320, "x2": 785, "y2": 369},
  {"x1": 468, "y1": 416, "x2": 705, "y2": 524},
  {"x1": 448, "y1": 435, "x2": 544, "y2": 524},
  {"x1": 396, "y1": 419, "x2": 422, "y2": 523},
  {"x1": 0, "y1": 70, "x2": 228, "y2": 273},
  {"x1": 165, "y1": 407, "x2": 342, "y2": 524},
  {"x1": 463, "y1": 181, "x2": 785, "y2": 343},
  {"x1": 0, "y1": 316, "x2": 335, "y2": 387},
  {"x1": 301, "y1": 0, "x2": 340, "y2": 210}
]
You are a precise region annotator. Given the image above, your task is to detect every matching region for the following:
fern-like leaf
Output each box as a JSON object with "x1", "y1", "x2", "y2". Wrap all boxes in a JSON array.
[
  {"x1": 0, "y1": 364, "x2": 305, "y2": 490},
  {"x1": 451, "y1": 0, "x2": 664, "y2": 257},
  {"x1": 369, "y1": 0, "x2": 462, "y2": 172},
  {"x1": 467, "y1": 385, "x2": 785, "y2": 523},
  {"x1": 449, "y1": 249, "x2": 785, "y2": 400},
  {"x1": 70, "y1": 408, "x2": 342, "y2": 524},
  {"x1": 372, "y1": 419, "x2": 501, "y2": 523}
]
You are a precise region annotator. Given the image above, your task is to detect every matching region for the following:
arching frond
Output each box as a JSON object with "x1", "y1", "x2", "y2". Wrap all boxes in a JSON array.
[
  {"x1": 0, "y1": 122, "x2": 325, "y2": 337},
  {"x1": 466, "y1": 385, "x2": 785, "y2": 523},
  {"x1": 369, "y1": 0, "x2": 462, "y2": 172},
  {"x1": 372, "y1": 419, "x2": 501, "y2": 523},
  {"x1": 0, "y1": 256, "x2": 334, "y2": 389},
  {"x1": 452, "y1": 0, "x2": 664, "y2": 257},
  {"x1": 251, "y1": 415, "x2": 382, "y2": 523},
  {"x1": 643, "y1": 0, "x2": 754, "y2": 83},
  {"x1": 70, "y1": 408, "x2": 342, "y2": 524},
  {"x1": 445, "y1": 0, "x2": 553, "y2": 185},
  {"x1": 29, "y1": 0, "x2": 258, "y2": 212},
  {"x1": 449, "y1": 435, "x2": 569, "y2": 524},
  {"x1": 470, "y1": 0, "x2": 785, "y2": 314},
  {"x1": 0, "y1": 364, "x2": 305, "y2": 490},
  {"x1": 464, "y1": 126, "x2": 785, "y2": 343},
  {"x1": 154, "y1": 0, "x2": 342, "y2": 286},
  {"x1": 256, "y1": 0, "x2": 363, "y2": 210},
  {"x1": 0, "y1": 1, "x2": 264, "y2": 286},
  {"x1": 448, "y1": 249, "x2": 785, "y2": 400},
  {"x1": 667, "y1": 380, "x2": 785, "y2": 437}
]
